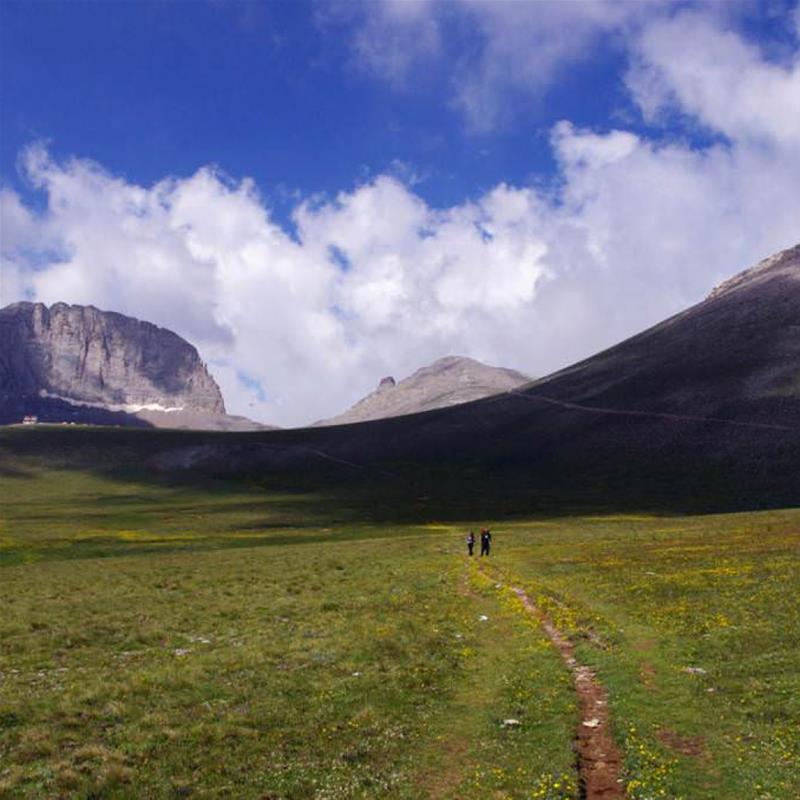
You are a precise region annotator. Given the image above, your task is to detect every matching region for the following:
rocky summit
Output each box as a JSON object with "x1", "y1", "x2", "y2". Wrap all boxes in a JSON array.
[
  {"x1": 316, "y1": 355, "x2": 531, "y2": 426},
  {"x1": 0, "y1": 302, "x2": 264, "y2": 430}
]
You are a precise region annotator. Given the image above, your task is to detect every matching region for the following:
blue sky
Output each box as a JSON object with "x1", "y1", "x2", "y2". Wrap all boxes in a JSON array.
[
  {"x1": 1, "y1": 0, "x2": 636, "y2": 212},
  {"x1": 1, "y1": 1, "x2": 799, "y2": 425}
]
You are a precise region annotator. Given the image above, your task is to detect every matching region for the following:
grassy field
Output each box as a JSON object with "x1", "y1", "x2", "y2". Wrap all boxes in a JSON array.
[{"x1": 1, "y1": 430, "x2": 799, "y2": 798}]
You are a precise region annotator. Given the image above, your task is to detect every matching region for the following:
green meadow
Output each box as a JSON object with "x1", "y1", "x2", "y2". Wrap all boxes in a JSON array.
[{"x1": 1, "y1": 430, "x2": 799, "y2": 798}]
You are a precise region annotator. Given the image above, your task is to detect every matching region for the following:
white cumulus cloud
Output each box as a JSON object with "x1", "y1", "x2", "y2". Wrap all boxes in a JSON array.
[
  {"x1": 2, "y1": 5, "x2": 798, "y2": 427},
  {"x1": 2, "y1": 152, "x2": 554, "y2": 425},
  {"x1": 627, "y1": 8, "x2": 800, "y2": 147}
]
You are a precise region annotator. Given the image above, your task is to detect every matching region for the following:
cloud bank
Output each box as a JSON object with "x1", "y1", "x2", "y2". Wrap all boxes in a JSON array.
[{"x1": 2, "y1": 5, "x2": 799, "y2": 426}]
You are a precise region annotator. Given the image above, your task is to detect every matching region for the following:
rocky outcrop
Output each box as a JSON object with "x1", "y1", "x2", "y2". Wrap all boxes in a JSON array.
[
  {"x1": 1, "y1": 302, "x2": 224, "y2": 413},
  {"x1": 0, "y1": 302, "x2": 267, "y2": 430},
  {"x1": 316, "y1": 356, "x2": 531, "y2": 426},
  {"x1": 707, "y1": 243, "x2": 800, "y2": 300}
]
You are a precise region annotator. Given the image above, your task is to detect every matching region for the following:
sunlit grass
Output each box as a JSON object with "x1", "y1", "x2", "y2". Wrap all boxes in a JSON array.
[
  {"x1": 1, "y1": 456, "x2": 799, "y2": 798},
  {"x1": 490, "y1": 512, "x2": 800, "y2": 800},
  {"x1": 0, "y1": 471, "x2": 578, "y2": 798}
]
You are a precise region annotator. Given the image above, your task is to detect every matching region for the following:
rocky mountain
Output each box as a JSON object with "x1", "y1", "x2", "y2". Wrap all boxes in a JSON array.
[
  {"x1": 0, "y1": 302, "x2": 266, "y2": 430},
  {"x1": 316, "y1": 356, "x2": 531, "y2": 426},
  {"x1": 123, "y1": 242, "x2": 800, "y2": 511},
  {"x1": 4, "y1": 244, "x2": 799, "y2": 511}
]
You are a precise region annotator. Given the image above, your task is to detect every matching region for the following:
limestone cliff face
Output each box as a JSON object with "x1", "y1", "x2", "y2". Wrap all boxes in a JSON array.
[{"x1": 0, "y1": 302, "x2": 225, "y2": 415}]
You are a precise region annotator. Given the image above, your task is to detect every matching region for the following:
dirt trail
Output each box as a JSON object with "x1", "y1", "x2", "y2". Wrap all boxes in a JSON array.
[
  {"x1": 506, "y1": 389, "x2": 800, "y2": 433},
  {"x1": 511, "y1": 586, "x2": 625, "y2": 799},
  {"x1": 481, "y1": 565, "x2": 626, "y2": 799}
]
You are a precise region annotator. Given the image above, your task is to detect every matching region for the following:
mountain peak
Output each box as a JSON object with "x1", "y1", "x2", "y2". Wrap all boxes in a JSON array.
[
  {"x1": 0, "y1": 302, "x2": 266, "y2": 430},
  {"x1": 708, "y1": 243, "x2": 800, "y2": 300},
  {"x1": 316, "y1": 355, "x2": 531, "y2": 426}
]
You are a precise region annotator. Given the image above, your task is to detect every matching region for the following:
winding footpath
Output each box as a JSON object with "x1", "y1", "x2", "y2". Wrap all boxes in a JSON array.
[
  {"x1": 506, "y1": 389, "x2": 799, "y2": 433},
  {"x1": 482, "y1": 566, "x2": 626, "y2": 799}
]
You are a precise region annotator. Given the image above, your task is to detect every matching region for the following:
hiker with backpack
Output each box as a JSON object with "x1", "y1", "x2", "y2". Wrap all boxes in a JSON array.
[{"x1": 480, "y1": 528, "x2": 492, "y2": 556}]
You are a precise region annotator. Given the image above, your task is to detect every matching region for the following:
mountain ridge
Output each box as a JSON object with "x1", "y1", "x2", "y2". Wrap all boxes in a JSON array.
[
  {"x1": 315, "y1": 355, "x2": 531, "y2": 426},
  {"x1": 707, "y1": 243, "x2": 800, "y2": 300},
  {"x1": 115, "y1": 242, "x2": 800, "y2": 512},
  {"x1": 3, "y1": 243, "x2": 799, "y2": 513}
]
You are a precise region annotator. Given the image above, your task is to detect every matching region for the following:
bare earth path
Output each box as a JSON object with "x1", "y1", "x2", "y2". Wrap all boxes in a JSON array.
[
  {"x1": 482, "y1": 566, "x2": 626, "y2": 799},
  {"x1": 506, "y1": 390, "x2": 800, "y2": 432}
]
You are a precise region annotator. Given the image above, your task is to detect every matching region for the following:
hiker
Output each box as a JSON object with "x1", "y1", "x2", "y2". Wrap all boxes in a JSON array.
[
  {"x1": 466, "y1": 530, "x2": 475, "y2": 556},
  {"x1": 480, "y1": 528, "x2": 492, "y2": 556}
]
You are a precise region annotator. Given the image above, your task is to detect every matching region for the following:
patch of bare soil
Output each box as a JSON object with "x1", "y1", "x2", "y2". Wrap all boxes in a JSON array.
[
  {"x1": 656, "y1": 729, "x2": 706, "y2": 758},
  {"x1": 510, "y1": 586, "x2": 626, "y2": 800},
  {"x1": 458, "y1": 561, "x2": 479, "y2": 599},
  {"x1": 420, "y1": 737, "x2": 470, "y2": 800},
  {"x1": 639, "y1": 661, "x2": 656, "y2": 689}
]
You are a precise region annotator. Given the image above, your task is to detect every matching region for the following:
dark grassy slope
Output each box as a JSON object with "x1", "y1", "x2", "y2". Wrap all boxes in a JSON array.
[
  {"x1": 0, "y1": 394, "x2": 155, "y2": 427},
  {"x1": 522, "y1": 245, "x2": 800, "y2": 425},
  {"x1": 2, "y1": 245, "x2": 799, "y2": 516}
]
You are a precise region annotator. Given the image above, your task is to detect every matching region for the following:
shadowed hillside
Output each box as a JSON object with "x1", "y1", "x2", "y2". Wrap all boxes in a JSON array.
[{"x1": 2, "y1": 245, "x2": 799, "y2": 517}]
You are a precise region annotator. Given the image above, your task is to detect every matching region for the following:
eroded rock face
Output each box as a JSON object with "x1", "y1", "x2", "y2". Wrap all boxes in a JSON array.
[
  {"x1": 316, "y1": 355, "x2": 531, "y2": 426},
  {"x1": 0, "y1": 302, "x2": 225, "y2": 417}
]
